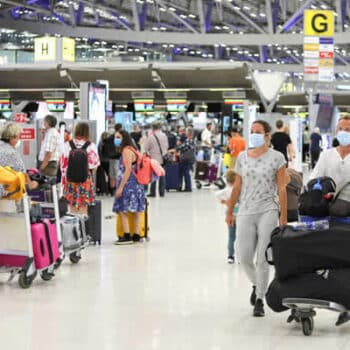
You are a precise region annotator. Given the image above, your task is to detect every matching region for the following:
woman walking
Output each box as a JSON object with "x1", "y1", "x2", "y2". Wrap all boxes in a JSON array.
[
  {"x1": 226, "y1": 120, "x2": 289, "y2": 317},
  {"x1": 113, "y1": 130, "x2": 146, "y2": 245}
]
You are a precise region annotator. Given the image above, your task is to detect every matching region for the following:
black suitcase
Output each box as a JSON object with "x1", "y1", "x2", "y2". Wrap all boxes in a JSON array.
[
  {"x1": 86, "y1": 200, "x2": 102, "y2": 245},
  {"x1": 267, "y1": 222, "x2": 350, "y2": 282},
  {"x1": 266, "y1": 268, "x2": 350, "y2": 313},
  {"x1": 165, "y1": 163, "x2": 180, "y2": 191},
  {"x1": 96, "y1": 166, "x2": 109, "y2": 195}
]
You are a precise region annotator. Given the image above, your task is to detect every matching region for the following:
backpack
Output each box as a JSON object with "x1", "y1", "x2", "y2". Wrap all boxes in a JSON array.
[
  {"x1": 66, "y1": 140, "x2": 91, "y2": 183},
  {"x1": 299, "y1": 177, "x2": 336, "y2": 217},
  {"x1": 125, "y1": 147, "x2": 165, "y2": 185},
  {"x1": 0, "y1": 166, "x2": 26, "y2": 200}
]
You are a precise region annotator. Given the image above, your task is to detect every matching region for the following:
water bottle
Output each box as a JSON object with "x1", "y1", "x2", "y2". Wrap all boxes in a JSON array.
[{"x1": 290, "y1": 219, "x2": 329, "y2": 231}]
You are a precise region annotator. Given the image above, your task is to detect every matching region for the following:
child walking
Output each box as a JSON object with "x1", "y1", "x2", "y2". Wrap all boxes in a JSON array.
[{"x1": 216, "y1": 170, "x2": 239, "y2": 264}]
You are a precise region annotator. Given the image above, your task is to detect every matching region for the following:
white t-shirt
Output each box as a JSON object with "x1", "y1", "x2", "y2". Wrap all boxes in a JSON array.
[
  {"x1": 310, "y1": 148, "x2": 350, "y2": 200},
  {"x1": 201, "y1": 128, "x2": 212, "y2": 147}
]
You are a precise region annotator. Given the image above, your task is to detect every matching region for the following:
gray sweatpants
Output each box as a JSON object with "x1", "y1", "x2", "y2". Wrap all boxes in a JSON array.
[{"x1": 236, "y1": 210, "x2": 279, "y2": 300}]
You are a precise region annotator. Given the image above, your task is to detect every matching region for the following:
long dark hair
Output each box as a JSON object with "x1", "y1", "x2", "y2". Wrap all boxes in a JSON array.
[{"x1": 119, "y1": 130, "x2": 135, "y2": 151}]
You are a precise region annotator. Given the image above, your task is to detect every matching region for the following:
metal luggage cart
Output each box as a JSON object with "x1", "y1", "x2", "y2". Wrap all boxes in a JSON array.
[
  {"x1": 29, "y1": 183, "x2": 89, "y2": 265},
  {"x1": 0, "y1": 196, "x2": 36, "y2": 288},
  {"x1": 195, "y1": 149, "x2": 224, "y2": 190},
  {"x1": 283, "y1": 298, "x2": 350, "y2": 336}
]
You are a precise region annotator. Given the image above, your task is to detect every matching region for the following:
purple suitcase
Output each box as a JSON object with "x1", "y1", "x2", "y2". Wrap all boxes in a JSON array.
[{"x1": 206, "y1": 164, "x2": 218, "y2": 183}]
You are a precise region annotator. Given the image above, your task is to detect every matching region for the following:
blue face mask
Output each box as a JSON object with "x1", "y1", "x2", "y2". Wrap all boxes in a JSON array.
[
  {"x1": 336, "y1": 131, "x2": 350, "y2": 147},
  {"x1": 114, "y1": 138, "x2": 122, "y2": 147},
  {"x1": 249, "y1": 133, "x2": 265, "y2": 148}
]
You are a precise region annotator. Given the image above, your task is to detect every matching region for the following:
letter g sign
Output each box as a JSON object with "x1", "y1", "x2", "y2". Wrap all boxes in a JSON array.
[{"x1": 304, "y1": 10, "x2": 334, "y2": 37}]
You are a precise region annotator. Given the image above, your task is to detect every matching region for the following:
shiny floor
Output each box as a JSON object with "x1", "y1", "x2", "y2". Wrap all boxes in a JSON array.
[{"x1": 1, "y1": 189, "x2": 349, "y2": 350}]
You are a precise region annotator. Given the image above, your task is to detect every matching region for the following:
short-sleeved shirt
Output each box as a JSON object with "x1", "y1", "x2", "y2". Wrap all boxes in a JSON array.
[
  {"x1": 39, "y1": 128, "x2": 61, "y2": 162},
  {"x1": 235, "y1": 148, "x2": 286, "y2": 216},
  {"x1": 229, "y1": 135, "x2": 246, "y2": 158},
  {"x1": 271, "y1": 132, "x2": 291, "y2": 162}
]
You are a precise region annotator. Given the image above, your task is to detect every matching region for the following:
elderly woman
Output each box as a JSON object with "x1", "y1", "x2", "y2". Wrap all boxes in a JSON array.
[{"x1": 0, "y1": 123, "x2": 37, "y2": 196}]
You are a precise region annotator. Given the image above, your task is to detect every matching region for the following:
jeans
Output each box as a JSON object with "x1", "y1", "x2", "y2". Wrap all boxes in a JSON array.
[
  {"x1": 203, "y1": 147, "x2": 211, "y2": 161},
  {"x1": 150, "y1": 175, "x2": 165, "y2": 196},
  {"x1": 227, "y1": 224, "x2": 236, "y2": 258},
  {"x1": 311, "y1": 149, "x2": 320, "y2": 169},
  {"x1": 179, "y1": 162, "x2": 192, "y2": 191}
]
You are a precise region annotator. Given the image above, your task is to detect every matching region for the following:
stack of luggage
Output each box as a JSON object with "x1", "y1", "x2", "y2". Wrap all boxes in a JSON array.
[{"x1": 266, "y1": 177, "x2": 350, "y2": 313}]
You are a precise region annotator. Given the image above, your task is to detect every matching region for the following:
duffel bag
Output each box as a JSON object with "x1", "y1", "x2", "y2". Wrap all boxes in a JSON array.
[
  {"x1": 266, "y1": 222, "x2": 350, "y2": 282},
  {"x1": 266, "y1": 268, "x2": 350, "y2": 313}
]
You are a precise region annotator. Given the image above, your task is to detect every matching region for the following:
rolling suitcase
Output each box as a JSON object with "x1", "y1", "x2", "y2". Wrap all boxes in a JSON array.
[
  {"x1": 195, "y1": 161, "x2": 208, "y2": 181},
  {"x1": 165, "y1": 163, "x2": 180, "y2": 191},
  {"x1": 86, "y1": 200, "x2": 102, "y2": 245},
  {"x1": 116, "y1": 200, "x2": 149, "y2": 240},
  {"x1": 31, "y1": 219, "x2": 60, "y2": 270},
  {"x1": 96, "y1": 166, "x2": 109, "y2": 195},
  {"x1": 60, "y1": 215, "x2": 83, "y2": 250},
  {"x1": 206, "y1": 163, "x2": 218, "y2": 183}
]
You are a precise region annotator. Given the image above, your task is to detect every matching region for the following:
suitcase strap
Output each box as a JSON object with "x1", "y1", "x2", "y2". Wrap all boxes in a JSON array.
[
  {"x1": 42, "y1": 221, "x2": 54, "y2": 265},
  {"x1": 265, "y1": 242, "x2": 274, "y2": 265}
]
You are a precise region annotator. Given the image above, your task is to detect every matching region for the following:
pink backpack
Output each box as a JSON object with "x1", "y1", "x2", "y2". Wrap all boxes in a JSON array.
[{"x1": 126, "y1": 147, "x2": 165, "y2": 185}]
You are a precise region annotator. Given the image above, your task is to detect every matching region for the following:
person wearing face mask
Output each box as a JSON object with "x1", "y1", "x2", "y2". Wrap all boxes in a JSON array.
[
  {"x1": 0, "y1": 123, "x2": 38, "y2": 196},
  {"x1": 225, "y1": 120, "x2": 290, "y2": 318},
  {"x1": 113, "y1": 130, "x2": 146, "y2": 245},
  {"x1": 310, "y1": 116, "x2": 350, "y2": 203}
]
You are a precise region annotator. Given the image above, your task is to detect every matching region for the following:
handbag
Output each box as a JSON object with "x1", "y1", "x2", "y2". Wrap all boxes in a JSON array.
[
  {"x1": 153, "y1": 134, "x2": 172, "y2": 165},
  {"x1": 329, "y1": 181, "x2": 350, "y2": 217}
]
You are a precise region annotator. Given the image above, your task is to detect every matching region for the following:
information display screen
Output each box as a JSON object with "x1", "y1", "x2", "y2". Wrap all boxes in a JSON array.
[
  {"x1": 0, "y1": 99, "x2": 11, "y2": 111},
  {"x1": 166, "y1": 99, "x2": 187, "y2": 112},
  {"x1": 46, "y1": 99, "x2": 65, "y2": 112},
  {"x1": 114, "y1": 112, "x2": 133, "y2": 132},
  {"x1": 134, "y1": 99, "x2": 154, "y2": 112}
]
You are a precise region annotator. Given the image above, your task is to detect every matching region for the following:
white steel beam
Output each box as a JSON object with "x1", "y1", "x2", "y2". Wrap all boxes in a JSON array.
[
  {"x1": 131, "y1": 0, "x2": 141, "y2": 32},
  {"x1": 197, "y1": 0, "x2": 206, "y2": 34},
  {"x1": 154, "y1": 0, "x2": 199, "y2": 33},
  {"x1": 265, "y1": 0, "x2": 274, "y2": 34},
  {"x1": 223, "y1": 0, "x2": 266, "y2": 34},
  {"x1": 2, "y1": 18, "x2": 350, "y2": 46}
]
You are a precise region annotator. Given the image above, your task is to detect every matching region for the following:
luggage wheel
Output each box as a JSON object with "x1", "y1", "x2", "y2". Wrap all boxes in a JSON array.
[
  {"x1": 196, "y1": 181, "x2": 202, "y2": 189},
  {"x1": 69, "y1": 251, "x2": 81, "y2": 264},
  {"x1": 18, "y1": 270, "x2": 37, "y2": 289},
  {"x1": 287, "y1": 308, "x2": 316, "y2": 336},
  {"x1": 40, "y1": 269, "x2": 54, "y2": 281}
]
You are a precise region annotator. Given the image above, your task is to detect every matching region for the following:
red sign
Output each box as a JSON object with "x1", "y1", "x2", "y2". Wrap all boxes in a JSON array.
[
  {"x1": 15, "y1": 113, "x2": 28, "y2": 123},
  {"x1": 304, "y1": 67, "x2": 319, "y2": 74},
  {"x1": 19, "y1": 128, "x2": 36, "y2": 141},
  {"x1": 319, "y1": 51, "x2": 334, "y2": 59}
]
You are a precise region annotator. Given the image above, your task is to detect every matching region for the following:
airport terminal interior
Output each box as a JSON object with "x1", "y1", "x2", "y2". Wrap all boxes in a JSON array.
[{"x1": 1, "y1": 0, "x2": 350, "y2": 349}]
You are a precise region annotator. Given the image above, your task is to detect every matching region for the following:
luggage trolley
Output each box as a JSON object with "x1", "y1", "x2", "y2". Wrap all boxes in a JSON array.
[
  {"x1": 0, "y1": 196, "x2": 37, "y2": 288},
  {"x1": 283, "y1": 298, "x2": 350, "y2": 336},
  {"x1": 195, "y1": 148, "x2": 225, "y2": 190}
]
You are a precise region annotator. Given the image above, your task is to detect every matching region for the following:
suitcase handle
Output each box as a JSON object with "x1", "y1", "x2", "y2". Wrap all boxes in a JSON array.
[{"x1": 265, "y1": 243, "x2": 274, "y2": 265}]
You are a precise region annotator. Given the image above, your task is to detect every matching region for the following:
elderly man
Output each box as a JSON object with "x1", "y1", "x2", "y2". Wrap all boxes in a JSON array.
[
  {"x1": 144, "y1": 122, "x2": 169, "y2": 197},
  {"x1": 311, "y1": 116, "x2": 350, "y2": 196}
]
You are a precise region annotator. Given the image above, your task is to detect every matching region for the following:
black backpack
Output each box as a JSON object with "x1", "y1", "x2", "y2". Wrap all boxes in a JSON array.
[
  {"x1": 102, "y1": 135, "x2": 121, "y2": 160},
  {"x1": 299, "y1": 177, "x2": 336, "y2": 217},
  {"x1": 66, "y1": 140, "x2": 91, "y2": 183}
]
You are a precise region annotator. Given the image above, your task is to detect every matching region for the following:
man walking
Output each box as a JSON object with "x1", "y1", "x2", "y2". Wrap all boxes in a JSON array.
[
  {"x1": 144, "y1": 123, "x2": 169, "y2": 197},
  {"x1": 201, "y1": 123, "x2": 213, "y2": 161},
  {"x1": 271, "y1": 120, "x2": 295, "y2": 167}
]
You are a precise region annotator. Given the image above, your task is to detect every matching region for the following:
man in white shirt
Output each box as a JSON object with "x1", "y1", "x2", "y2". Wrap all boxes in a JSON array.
[
  {"x1": 38, "y1": 115, "x2": 61, "y2": 177},
  {"x1": 310, "y1": 116, "x2": 350, "y2": 202},
  {"x1": 201, "y1": 123, "x2": 213, "y2": 161}
]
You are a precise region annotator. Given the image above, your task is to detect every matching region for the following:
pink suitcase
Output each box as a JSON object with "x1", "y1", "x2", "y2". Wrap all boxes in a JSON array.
[{"x1": 31, "y1": 220, "x2": 60, "y2": 270}]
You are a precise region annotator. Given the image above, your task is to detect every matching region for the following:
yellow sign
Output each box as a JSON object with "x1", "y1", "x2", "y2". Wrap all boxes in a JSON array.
[
  {"x1": 319, "y1": 59, "x2": 334, "y2": 68},
  {"x1": 304, "y1": 43, "x2": 319, "y2": 51},
  {"x1": 62, "y1": 37, "x2": 75, "y2": 62},
  {"x1": 304, "y1": 10, "x2": 334, "y2": 37},
  {"x1": 34, "y1": 37, "x2": 56, "y2": 62}
]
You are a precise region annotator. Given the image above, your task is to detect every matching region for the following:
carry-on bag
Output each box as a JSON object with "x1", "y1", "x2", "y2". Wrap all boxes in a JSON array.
[
  {"x1": 31, "y1": 219, "x2": 60, "y2": 270},
  {"x1": 116, "y1": 200, "x2": 149, "y2": 239},
  {"x1": 266, "y1": 268, "x2": 350, "y2": 312},
  {"x1": 165, "y1": 163, "x2": 180, "y2": 191},
  {"x1": 85, "y1": 200, "x2": 102, "y2": 245},
  {"x1": 206, "y1": 163, "x2": 218, "y2": 183},
  {"x1": 299, "y1": 177, "x2": 336, "y2": 217},
  {"x1": 266, "y1": 222, "x2": 350, "y2": 282},
  {"x1": 195, "y1": 161, "x2": 208, "y2": 181},
  {"x1": 60, "y1": 215, "x2": 83, "y2": 250}
]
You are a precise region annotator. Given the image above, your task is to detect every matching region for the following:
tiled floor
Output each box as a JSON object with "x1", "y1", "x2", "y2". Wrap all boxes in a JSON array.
[{"x1": 0, "y1": 189, "x2": 349, "y2": 350}]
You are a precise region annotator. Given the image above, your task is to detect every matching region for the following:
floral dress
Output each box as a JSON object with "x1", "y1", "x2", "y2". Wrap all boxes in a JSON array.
[
  {"x1": 112, "y1": 156, "x2": 146, "y2": 213},
  {"x1": 61, "y1": 138, "x2": 100, "y2": 209}
]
